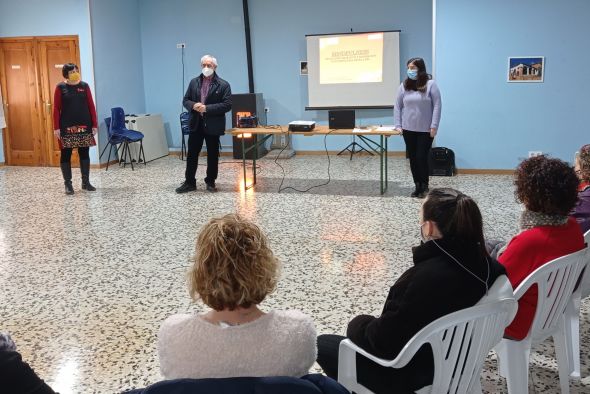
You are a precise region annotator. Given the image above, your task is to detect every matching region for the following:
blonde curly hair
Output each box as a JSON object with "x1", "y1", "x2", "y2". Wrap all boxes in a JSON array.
[{"x1": 188, "y1": 214, "x2": 279, "y2": 311}]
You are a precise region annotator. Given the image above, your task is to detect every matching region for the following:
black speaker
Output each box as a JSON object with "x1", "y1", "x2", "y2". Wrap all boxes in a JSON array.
[
  {"x1": 328, "y1": 110, "x2": 355, "y2": 129},
  {"x1": 231, "y1": 93, "x2": 267, "y2": 159}
]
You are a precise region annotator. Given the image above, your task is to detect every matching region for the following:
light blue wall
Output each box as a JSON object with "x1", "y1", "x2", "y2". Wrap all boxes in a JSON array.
[
  {"x1": 139, "y1": 0, "x2": 249, "y2": 151},
  {"x1": 138, "y1": 0, "x2": 432, "y2": 152},
  {"x1": 89, "y1": 0, "x2": 146, "y2": 163},
  {"x1": 0, "y1": 0, "x2": 98, "y2": 163},
  {"x1": 248, "y1": 0, "x2": 432, "y2": 151},
  {"x1": 436, "y1": 0, "x2": 590, "y2": 169}
]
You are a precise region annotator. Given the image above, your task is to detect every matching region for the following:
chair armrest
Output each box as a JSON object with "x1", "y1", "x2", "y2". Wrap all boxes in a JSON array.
[{"x1": 339, "y1": 339, "x2": 407, "y2": 368}]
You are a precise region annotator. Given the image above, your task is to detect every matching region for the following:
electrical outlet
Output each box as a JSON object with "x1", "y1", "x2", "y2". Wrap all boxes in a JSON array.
[
  {"x1": 176, "y1": 43, "x2": 186, "y2": 49},
  {"x1": 264, "y1": 107, "x2": 270, "y2": 113},
  {"x1": 528, "y1": 151, "x2": 543, "y2": 158}
]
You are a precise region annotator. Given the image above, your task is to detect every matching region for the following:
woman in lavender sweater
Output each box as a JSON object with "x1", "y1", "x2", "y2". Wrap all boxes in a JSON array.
[{"x1": 394, "y1": 58, "x2": 442, "y2": 198}]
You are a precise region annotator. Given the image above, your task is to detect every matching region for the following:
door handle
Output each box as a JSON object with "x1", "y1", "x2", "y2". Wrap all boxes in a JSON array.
[{"x1": 44, "y1": 101, "x2": 51, "y2": 115}]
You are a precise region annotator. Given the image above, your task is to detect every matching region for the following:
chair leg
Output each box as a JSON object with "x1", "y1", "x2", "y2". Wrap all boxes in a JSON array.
[
  {"x1": 106, "y1": 143, "x2": 113, "y2": 171},
  {"x1": 120, "y1": 142, "x2": 127, "y2": 167},
  {"x1": 116, "y1": 143, "x2": 124, "y2": 166},
  {"x1": 128, "y1": 142, "x2": 134, "y2": 171},
  {"x1": 337, "y1": 342, "x2": 361, "y2": 393},
  {"x1": 554, "y1": 318, "x2": 572, "y2": 394},
  {"x1": 565, "y1": 295, "x2": 581, "y2": 379},
  {"x1": 100, "y1": 141, "x2": 110, "y2": 159},
  {"x1": 181, "y1": 135, "x2": 186, "y2": 161},
  {"x1": 494, "y1": 339, "x2": 531, "y2": 394},
  {"x1": 140, "y1": 140, "x2": 146, "y2": 166},
  {"x1": 471, "y1": 376, "x2": 483, "y2": 394}
]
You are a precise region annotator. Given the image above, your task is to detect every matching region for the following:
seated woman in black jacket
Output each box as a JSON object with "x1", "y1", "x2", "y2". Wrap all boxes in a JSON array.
[
  {"x1": 0, "y1": 332, "x2": 57, "y2": 394},
  {"x1": 317, "y1": 188, "x2": 507, "y2": 394}
]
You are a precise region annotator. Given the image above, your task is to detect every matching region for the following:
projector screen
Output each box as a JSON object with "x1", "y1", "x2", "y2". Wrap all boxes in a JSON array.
[{"x1": 306, "y1": 31, "x2": 400, "y2": 109}]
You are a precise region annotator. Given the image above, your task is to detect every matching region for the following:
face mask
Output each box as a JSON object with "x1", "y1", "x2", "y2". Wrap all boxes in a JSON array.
[
  {"x1": 68, "y1": 72, "x2": 81, "y2": 82},
  {"x1": 202, "y1": 67, "x2": 214, "y2": 77},
  {"x1": 407, "y1": 69, "x2": 418, "y2": 80}
]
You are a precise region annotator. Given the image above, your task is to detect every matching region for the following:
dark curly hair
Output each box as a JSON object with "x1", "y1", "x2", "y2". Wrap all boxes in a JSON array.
[{"x1": 515, "y1": 155, "x2": 578, "y2": 215}]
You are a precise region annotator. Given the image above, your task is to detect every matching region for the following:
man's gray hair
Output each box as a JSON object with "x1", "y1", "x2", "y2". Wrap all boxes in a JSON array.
[{"x1": 201, "y1": 55, "x2": 218, "y2": 67}]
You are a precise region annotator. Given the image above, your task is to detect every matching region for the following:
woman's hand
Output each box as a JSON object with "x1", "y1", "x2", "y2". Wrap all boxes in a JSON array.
[
  {"x1": 430, "y1": 128, "x2": 437, "y2": 138},
  {"x1": 53, "y1": 129, "x2": 61, "y2": 139},
  {"x1": 92, "y1": 128, "x2": 98, "y2": 136}
]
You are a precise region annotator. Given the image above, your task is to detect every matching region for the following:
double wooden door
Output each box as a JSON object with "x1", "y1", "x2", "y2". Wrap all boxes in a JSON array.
[{"x1": 0, "y1": 35, "x2": 81, "y2": 166}]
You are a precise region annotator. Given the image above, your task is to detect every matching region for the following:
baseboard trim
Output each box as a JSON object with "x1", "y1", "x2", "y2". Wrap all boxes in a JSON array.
[
  {"x1": 169, "y1": 151, "x2": 234, "y2": 157},
  {"x1": 92, "y1": 160, "x2": 119, "y2": 169},
  {"x1": 456, "y1": 168, "x2": 514, "y2": 175},
  {"x1": 293, "y1": 150, "x2": 406, "y2": 157}
]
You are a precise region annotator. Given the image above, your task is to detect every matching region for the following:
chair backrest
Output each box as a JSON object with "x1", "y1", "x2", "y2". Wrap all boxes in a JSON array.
[
  {"x1": 386, "y1": 298, "x2": 517, "y2": 394},
  {"x1": 180, "y1": 111, "x2": 190, "y2": 135},
  {"x1": 475, "y1": 275, "x2": 518, "y2": 325},
  {"x1": 513, "y1": 247, "x2": 587, "y2": 342},
  {"x1": 580, "y1": 231, "x2": 590, "y2": 298},
  {"x1": 111, "y1": 107, "x2": 126, "y2": 130}
]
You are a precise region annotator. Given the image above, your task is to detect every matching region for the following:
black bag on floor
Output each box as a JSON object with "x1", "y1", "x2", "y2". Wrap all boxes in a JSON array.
[{"x1": 429, "y1": 147, "x2": 455, "y2": 176}]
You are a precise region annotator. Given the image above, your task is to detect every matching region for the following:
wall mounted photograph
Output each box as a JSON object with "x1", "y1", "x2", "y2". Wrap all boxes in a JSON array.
[{"x1": 508, "y1": 56, "x2": 544, "y2": 82}]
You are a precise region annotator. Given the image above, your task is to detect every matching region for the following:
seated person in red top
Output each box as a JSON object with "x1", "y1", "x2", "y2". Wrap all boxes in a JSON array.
[
  {"x1": 499, "y1": 155, "x2": 584, "y2": 340},
  {"x1": 571, "y1": 144, "x2": 590, "y2": 233}
]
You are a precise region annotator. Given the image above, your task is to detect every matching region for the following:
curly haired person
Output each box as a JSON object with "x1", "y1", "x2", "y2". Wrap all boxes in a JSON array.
[
  {"x1": 157, "y1": 214, "x2": 316, "y2": 379},
  {"x1": 499, "y1": 155, "x2": 584, "y2": 340},
  {"x1": 571, "y1": 144, "x2": 590, "y2": 233}
]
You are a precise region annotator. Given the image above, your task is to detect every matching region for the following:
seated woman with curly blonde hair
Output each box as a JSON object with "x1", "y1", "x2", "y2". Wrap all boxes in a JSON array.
[{"x1": 157, "y1": 214, "x2": 317, "y2": 379}]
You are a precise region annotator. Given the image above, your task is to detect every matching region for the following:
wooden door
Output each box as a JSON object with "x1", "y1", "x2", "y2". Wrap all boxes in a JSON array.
[
  {"x1": 38, "y1": 37, "x2": 80, "y2": 166},
  {"x1": 0, "y1": 35, "x2": 80, "y2": 166},
  {"x1": 0, "y1": 40, "x2": 44, "y2": 165}
]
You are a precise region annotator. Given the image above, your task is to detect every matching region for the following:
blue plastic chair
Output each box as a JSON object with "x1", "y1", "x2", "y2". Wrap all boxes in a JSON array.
[
  {"x1": 99, "y1": 117, "x2": 127, "y2": 171},
  {"x1": 110, "y1": 107, "x2": 146, "y2": 170},
  {"x1": 180, "y1": 112, "x2": 190, "y2": 161}
]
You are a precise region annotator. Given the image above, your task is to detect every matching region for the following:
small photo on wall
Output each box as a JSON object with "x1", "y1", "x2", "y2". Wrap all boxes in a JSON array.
[
  {"x1": 300, "y1": 61, "x2": 308, "y2": 76},
  {"x1": 508, "y1": 56, "x2": 544, "y2": 82}
]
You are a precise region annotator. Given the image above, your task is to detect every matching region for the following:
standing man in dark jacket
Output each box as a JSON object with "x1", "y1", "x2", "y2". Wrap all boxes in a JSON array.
[{"x1": 176, "y1": 55, "x2": 232, "y2": 193}]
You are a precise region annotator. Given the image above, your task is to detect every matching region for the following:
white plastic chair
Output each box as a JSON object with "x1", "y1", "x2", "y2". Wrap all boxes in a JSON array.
[
  {"x1": 564, "y1": 230, "x2": 590, "y2": 379},
  {"x1": 494, "y1": 247, "x2": 587, "y2": 394},
  {"x1": 338, "y1": 293, "x2": 517, "y2": 394}
]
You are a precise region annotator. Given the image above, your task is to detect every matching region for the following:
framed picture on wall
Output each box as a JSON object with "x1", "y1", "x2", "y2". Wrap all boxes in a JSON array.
[
  {"x1": 300, "y1": 61, "x2": 308, "y2": 75},
  {"x1": 508, "y1": 56, "x2": 544, "y2": 82}
]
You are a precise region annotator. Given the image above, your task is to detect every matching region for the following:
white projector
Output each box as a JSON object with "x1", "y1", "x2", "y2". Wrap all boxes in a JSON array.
[{"x1": 288, "y1": 120, "x2": 315, "y2": 132}]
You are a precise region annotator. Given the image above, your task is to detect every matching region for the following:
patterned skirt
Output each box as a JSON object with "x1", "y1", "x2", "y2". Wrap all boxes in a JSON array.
[{"x1": 59, "y1": 125, "x2": 96, "y2": 149}]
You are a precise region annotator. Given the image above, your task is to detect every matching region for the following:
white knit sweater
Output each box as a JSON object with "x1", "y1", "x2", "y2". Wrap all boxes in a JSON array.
[{"x1": 157, "y1": 310, "x2": 317, "y2": 379}]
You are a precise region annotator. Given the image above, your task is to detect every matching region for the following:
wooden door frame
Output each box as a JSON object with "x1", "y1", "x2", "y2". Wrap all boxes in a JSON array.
[{"x1": 0, "y1": 35, "x2": 80, "y2": 166}]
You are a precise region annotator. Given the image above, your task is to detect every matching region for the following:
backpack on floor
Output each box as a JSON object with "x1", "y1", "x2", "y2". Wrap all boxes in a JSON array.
[{"x1": 429, "y1": 147, "x2": 456, "y2": 176}]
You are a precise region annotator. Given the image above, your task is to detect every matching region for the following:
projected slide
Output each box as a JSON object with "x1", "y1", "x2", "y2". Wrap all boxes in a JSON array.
[{"x1": 319, "y1": 33, "x2": 383, "y2": 84}]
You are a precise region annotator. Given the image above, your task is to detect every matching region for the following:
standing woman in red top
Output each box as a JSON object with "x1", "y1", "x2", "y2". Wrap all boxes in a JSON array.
[{"x1": 53, "y1": 63, "x2": 98, "y2": 195}]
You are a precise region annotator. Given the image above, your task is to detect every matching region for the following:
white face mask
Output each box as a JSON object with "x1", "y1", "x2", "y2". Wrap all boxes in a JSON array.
[{"x1": 202, "y1": 67, "x2": 214, "y2": 77}]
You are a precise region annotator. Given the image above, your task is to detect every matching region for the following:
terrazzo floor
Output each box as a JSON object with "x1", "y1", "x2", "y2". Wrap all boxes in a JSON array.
[{"x1": 0, "y1": 154, "x2": 588, "y2": 393}]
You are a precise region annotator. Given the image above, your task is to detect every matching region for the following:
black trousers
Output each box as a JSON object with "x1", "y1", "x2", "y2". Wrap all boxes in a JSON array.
[
  {"x1": 60, "y1": 147, "x2": 90, "y2": 163},
  {"x1": 184, "y1": 128, "x2": 220, "y2": 186},
  {"x1": 317, "y1": 334, "x2": 431, "y2": 394},
  {"x1": 402, "y1": 130, "x2": 433, "y2": 185}
]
